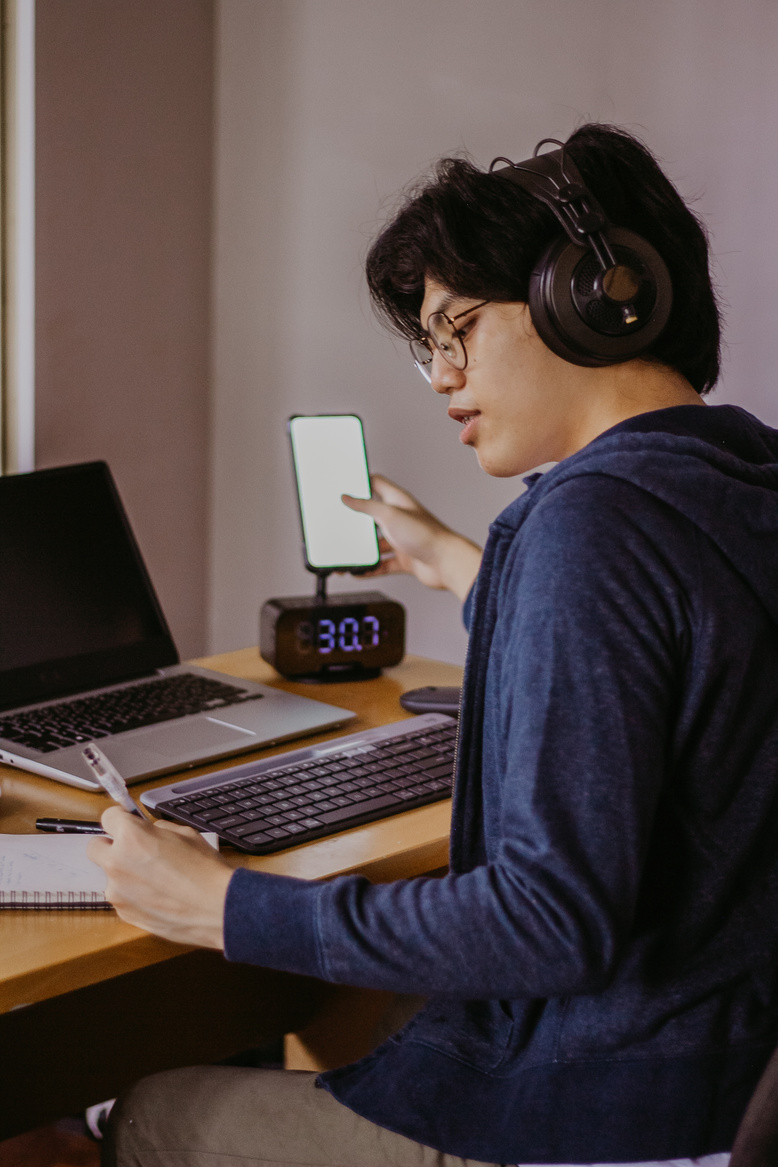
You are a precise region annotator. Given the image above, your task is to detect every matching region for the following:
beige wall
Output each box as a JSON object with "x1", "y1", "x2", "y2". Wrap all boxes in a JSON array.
[
  {"x1": 210, "y1": 0, "x2": 778, "y2": 664},
  {"x1": 35, "y1": 0, "x2": 214, "y2": 660}
]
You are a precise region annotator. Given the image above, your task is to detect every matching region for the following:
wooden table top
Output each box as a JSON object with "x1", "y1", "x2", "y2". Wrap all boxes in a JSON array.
[{"x1": 0, "y1": 650, "x2": 462, "y2": 1012}]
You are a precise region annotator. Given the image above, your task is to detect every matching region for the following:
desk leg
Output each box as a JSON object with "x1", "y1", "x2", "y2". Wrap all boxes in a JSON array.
[{"x1": 0, "y1": 949, "x2": 325, "y2": 1140}]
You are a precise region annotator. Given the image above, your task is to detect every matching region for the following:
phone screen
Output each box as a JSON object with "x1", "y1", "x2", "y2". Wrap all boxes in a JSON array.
[{"x1": 288, "y1": 414, "x2": 380, "y2": 571}]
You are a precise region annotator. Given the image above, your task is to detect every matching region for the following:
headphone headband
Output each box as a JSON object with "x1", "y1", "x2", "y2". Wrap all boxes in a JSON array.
[
  {"x1": 491, "y1": 146, "x2": 609, "y2": 252},
  {"x1": 488, "y1": 139, "x2": 672, "y2": 367}
]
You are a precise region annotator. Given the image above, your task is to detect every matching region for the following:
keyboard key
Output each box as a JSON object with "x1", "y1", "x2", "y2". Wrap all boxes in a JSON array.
[
  {"x1": 229, "y1": 820, "x2": 272, "y2": 837},
  {"x1": 234, "y1": 808, "x2": 272, "y2": 822},
  {"x1": 318, "y1": 793, "x2": 401, "y2": 824},
  {"x1": 210, "y1": 814, "x2": 246, "y2": 829},
  {"x1": 426, "y1": 763, "x2": 454, "y2": 779},
  {"x1": 193, "y1": 807, "x2": 230, "y2": 822}
]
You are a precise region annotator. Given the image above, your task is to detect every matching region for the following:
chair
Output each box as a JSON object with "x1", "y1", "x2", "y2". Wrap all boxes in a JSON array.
[{"x1": 729, "y1": 1043, "x2": 778, "y2": 1166}]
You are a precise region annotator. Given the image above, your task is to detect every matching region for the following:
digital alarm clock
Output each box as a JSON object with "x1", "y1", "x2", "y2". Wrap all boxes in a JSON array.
[{"x1": 260, "y1": 591, "x2": 405, "y2": 680}]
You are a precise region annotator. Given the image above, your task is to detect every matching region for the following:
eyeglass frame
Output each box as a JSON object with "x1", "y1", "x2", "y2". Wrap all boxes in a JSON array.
[{"x1": 409, "y1": 300, "x2": 492, "y2": 383}]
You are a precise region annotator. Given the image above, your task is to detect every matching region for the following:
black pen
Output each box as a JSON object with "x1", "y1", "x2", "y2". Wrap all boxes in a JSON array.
[{"x1": 36, "y1": 817, "x2": 106, "y2": 835}]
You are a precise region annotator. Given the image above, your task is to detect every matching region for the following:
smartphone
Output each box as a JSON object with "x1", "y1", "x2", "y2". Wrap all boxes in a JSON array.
[{"x1": 288, "y1": 414, "x2": 380, "y2": 573}]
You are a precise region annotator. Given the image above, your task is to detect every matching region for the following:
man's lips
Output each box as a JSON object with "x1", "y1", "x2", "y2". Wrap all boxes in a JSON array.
[{"x1": 449, "y1": 408, "x2": 481, "y2": 444}]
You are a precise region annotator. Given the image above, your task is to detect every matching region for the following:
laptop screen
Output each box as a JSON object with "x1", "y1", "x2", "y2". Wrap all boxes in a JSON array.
[{"x1": 0, "y1": 462, "x2": 178, "y2": 711}]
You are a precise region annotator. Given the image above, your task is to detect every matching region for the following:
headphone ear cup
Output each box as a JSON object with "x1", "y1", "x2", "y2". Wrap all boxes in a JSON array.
[{"x1": 528, "y1": 227, "x2": 673, "y2": 367}]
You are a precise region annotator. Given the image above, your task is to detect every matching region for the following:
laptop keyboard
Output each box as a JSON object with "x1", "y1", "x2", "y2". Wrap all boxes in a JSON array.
[
  {"x1": 0, "y1": 674, "x2": 261, "y2": 753},
  {"x1": 155, "y1": 717, "x2": 457, "y2": 854}
]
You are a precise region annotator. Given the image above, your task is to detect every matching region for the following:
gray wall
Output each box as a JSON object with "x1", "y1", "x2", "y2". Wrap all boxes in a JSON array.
[
  {"x1": 36, "y1": 0, "x2": 214, "y2": 660},
  {"x1": 210, "y1": 0, "x2": 778, "y2": 665},
  {"x1": 34, "y1": 1, "x2": 778, "y2": 668}
]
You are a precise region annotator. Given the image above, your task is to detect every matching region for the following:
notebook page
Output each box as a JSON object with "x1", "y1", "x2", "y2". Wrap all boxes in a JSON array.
[{"x1": 0, "y1": 834, "x2": 106, "y2": 894}]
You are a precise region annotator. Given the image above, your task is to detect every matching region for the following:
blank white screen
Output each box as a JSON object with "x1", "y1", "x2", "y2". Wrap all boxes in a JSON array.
[{"x1": 290, "y1": 415, "x2": 379, "y2": 569}]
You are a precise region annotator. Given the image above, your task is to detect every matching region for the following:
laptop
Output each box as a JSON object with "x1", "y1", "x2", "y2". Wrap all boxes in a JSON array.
[{"x1": 0, "y1": 462, "x2": 356, "y2": 790}]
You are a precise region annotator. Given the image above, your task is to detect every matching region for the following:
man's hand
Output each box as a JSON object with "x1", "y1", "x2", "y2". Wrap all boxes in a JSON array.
[
  {"x1": 87, "y1": 807, "x2": 233, "y2": 949},
  {"x1": 343, "y1": 475, "x2": 482, "y2": 601}
]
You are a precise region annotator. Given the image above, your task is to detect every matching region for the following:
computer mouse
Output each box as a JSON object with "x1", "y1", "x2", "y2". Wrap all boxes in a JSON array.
[{"x1": 399, "y1": 686, "x2": 461, "y2": 717}]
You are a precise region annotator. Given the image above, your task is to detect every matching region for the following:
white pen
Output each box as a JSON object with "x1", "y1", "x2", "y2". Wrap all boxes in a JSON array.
[{"x1": 82, "y1": 743, "x2": 150, "y2": 819}]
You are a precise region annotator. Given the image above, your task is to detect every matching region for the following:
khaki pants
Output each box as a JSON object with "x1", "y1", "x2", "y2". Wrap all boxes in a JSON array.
[
  {"x1": 101, "y1": 1062, "x2": 732, "y2": 1167},
  {"x1": 102, "y1": 1064, "x2": 499, "y2": 1166}
]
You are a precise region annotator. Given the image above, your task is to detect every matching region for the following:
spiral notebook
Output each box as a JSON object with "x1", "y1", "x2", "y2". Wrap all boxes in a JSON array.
[{"x1": 0, "y1": 833, "x2": 109, "y2": 909}]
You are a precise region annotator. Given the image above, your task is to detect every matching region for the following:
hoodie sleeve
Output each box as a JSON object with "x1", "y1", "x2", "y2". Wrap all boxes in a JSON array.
[{"x1": 224, "y1": 476, "x2": 693, "y2": 999}]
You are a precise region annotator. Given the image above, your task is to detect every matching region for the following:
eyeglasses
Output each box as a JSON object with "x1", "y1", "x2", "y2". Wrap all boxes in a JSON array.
[{"x1": 409, "y1": 300, "x2": 491, "y2": 383}]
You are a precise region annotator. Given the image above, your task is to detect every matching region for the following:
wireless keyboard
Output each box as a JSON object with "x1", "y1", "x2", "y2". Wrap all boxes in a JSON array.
[{"x1": 141, "y1": 713, "x2": 457, "y2": 854}]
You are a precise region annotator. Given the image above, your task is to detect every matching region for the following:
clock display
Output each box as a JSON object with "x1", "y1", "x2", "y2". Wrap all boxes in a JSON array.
[
  {"x1": 297, "y1": 614, "x2": 380, "y2": 655},
  {"x1": 260, "y1": 591, "x2": 405, "y2": 678}
]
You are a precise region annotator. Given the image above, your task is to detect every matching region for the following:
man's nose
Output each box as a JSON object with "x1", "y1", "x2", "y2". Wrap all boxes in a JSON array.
[{"x1": 430, "y1": 351, "x2": 466, "y2": 395}]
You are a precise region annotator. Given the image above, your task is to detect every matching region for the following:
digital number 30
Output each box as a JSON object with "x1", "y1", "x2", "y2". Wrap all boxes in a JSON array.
[{"x1": 317, "y1": 616, "x2": 380, "y2": 654}]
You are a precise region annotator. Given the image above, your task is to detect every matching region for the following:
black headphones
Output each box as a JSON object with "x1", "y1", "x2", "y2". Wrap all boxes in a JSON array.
[{"x1": 490, "y1": 139, "x2": 672, "y2": 367}]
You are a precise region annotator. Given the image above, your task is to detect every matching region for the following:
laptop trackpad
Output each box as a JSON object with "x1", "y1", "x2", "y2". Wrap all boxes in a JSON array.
[{"x1": 124, "y1": 717, "x2": 256, "y2": 759}]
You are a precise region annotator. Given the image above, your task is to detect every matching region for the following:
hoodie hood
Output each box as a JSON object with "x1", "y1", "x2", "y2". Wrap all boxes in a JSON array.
[{"x1": 494, "y1": 404, "x2": 778, "y2": 625}]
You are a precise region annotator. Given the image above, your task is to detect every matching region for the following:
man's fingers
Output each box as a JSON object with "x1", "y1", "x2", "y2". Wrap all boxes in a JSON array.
[
  {"x1": 100, "y1": 805, "x2": 148, "y2": 835},
  {"x1": 369, "y1": 475, "x2": 426, "y2": 513},
  {"x1": 341, "y1": 493, "x2": 378, "y2": 514},
  {"x1": 85, "y1": 834, "x2": 113, "y2": 865},
  {"x1": 155, "y1": 819, "x2": 199, "y2": 838},
  {"x1": 155, "y1": 820, "x2": 212, "y2": 850},
  {"x1": 342, "y1": 494, "x2": 400, "y2": 529}
]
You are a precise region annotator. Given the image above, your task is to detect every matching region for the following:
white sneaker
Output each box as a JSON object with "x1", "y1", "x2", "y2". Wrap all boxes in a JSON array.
[{"x1": 85, "y1": 1098, "x2": 116, "y2": 1140}]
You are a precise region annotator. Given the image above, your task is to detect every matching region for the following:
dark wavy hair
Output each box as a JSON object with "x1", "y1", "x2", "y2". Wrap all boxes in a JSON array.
[{"x1": 366, "y1": 124, "x2": 721, "y2": 394}]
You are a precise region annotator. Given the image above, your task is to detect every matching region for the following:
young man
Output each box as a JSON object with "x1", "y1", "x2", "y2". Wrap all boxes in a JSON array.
[{"x1": 94, "y1": 125, "x2": 778, "y2": 1166}]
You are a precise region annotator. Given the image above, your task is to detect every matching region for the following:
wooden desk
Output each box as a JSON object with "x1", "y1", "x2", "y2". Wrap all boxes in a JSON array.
[{"x1": 0, "y1": 650, "x2": 461, "y2": 1137}]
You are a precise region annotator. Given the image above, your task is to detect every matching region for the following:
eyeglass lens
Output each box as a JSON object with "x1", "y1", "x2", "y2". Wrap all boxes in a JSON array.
[
  {"x1": 410, "y1": 337, "x2": 433, "y2": 382},
  {"x1": 409, "y1": 317, "x2": 466, "y2": 383},
  {"x1": 427, "y1": 313, "x2": 466, "y2": 369},
  {"x1": 409, "y1": 301, "x2": 490, "y2": 382}
]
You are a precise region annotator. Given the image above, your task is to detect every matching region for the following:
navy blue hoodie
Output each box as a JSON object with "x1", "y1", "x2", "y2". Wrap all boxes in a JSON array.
[{"x1": 225, "y1": 404, "x2": 778, "y2": 1163}]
